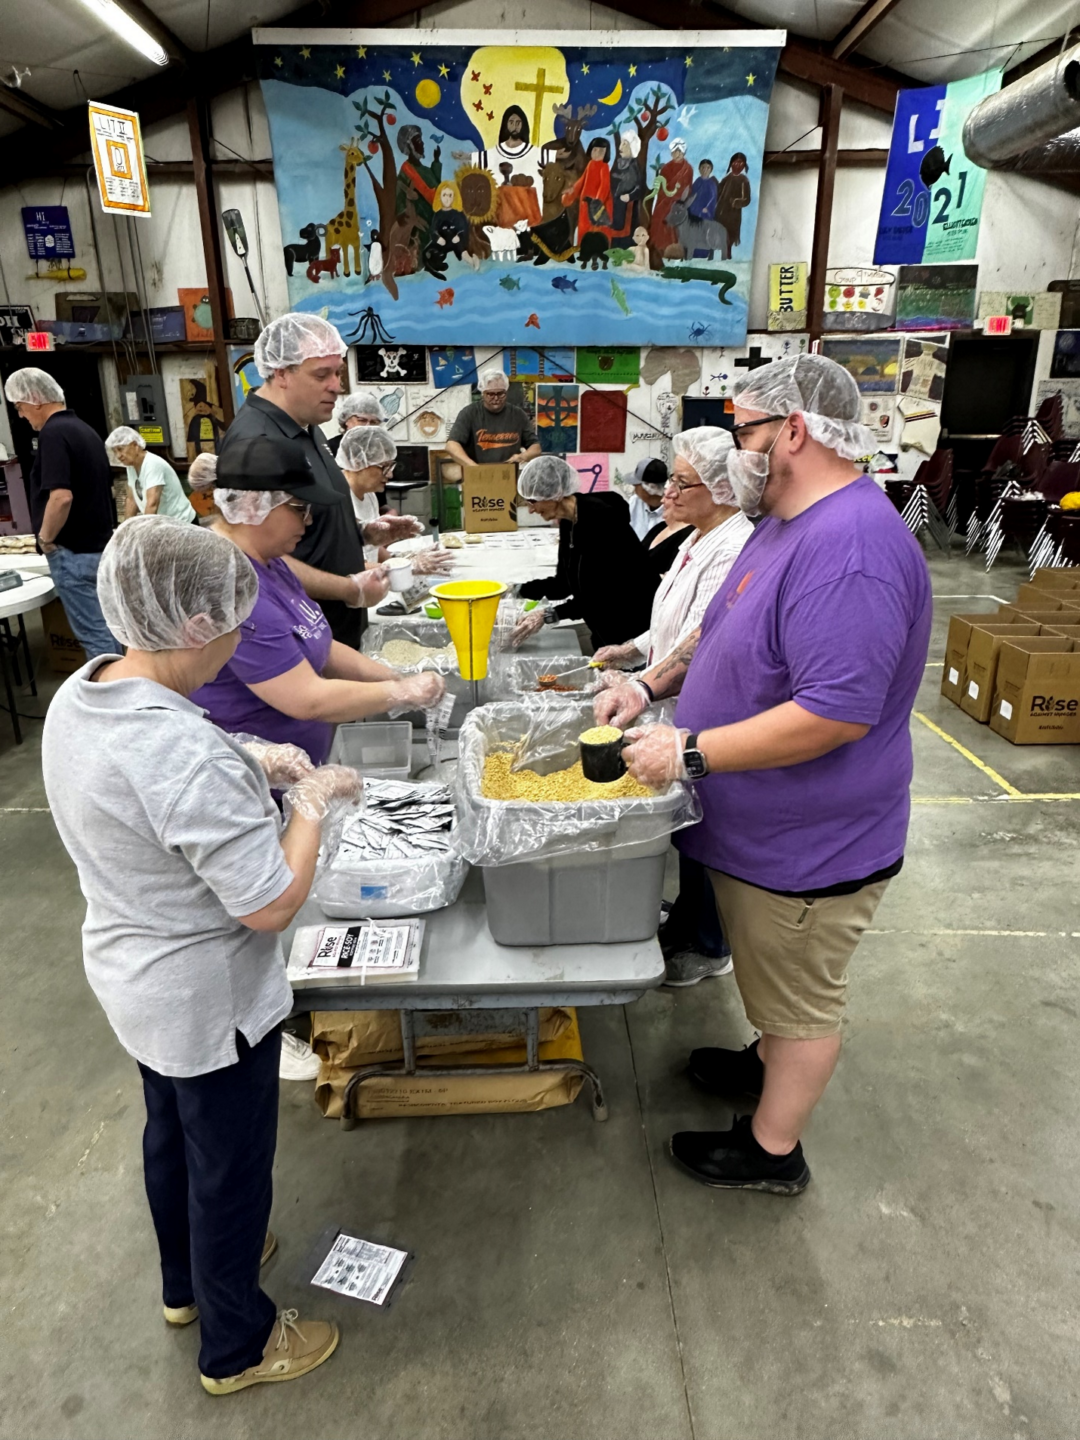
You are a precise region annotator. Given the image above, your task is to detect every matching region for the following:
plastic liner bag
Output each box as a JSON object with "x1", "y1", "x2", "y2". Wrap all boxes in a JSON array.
[
  {"x1": 486, "y1": 652, "x2": 594, "y2": 702},
  {"x1": 453, "y1": 697, "x2": 702, "y2": 867},
  {"x1": 316, "y1": 777, "x2": 468, "y2": 918},
  {"x1": 361, "y1": 620, "x2": 456, "y2": 675}
]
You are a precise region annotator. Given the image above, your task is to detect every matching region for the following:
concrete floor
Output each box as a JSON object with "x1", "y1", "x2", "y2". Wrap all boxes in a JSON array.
[{"x1": 2, "y1": 547, "x2": 1079, "y2": 1440}]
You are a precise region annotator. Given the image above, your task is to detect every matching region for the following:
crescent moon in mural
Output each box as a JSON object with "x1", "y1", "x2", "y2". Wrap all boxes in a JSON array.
[{"x1": 598, "y1": 78, "x2": 623, "y2": 105}]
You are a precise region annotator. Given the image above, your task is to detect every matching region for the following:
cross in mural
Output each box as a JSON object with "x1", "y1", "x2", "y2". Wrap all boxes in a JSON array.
[
  {"x1": 536, "y1": 383, "x2": 579, "y2": 452},
  {"x1": 734, "y1": 345, "x2": 771, "y2": 371},
  {"x1": 514, "y1": 65, "x2": 566, "y2": 138}
]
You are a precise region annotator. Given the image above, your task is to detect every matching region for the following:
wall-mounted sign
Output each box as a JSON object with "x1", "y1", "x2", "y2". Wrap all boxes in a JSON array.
[
  {"x1": 768, "y1": 262, "x2": 807, "y2": 331},
  {"x1": 88, "y1": 102, "x2": 151, "y2": 217},
  {"x1": 22, "y1": 206, "x2": 75, "y2": 261},
  {"x1": 0, "y1": 305, "x2": 35, "y2": 347}
]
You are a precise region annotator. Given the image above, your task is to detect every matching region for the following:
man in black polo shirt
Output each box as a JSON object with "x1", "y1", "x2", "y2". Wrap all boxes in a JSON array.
[
  {"x1": 4, "y1": 367, "x2": 120, "y2": 657},
  {"x1": 220, "y1": 315, "x2": 391, "y2": 648}
]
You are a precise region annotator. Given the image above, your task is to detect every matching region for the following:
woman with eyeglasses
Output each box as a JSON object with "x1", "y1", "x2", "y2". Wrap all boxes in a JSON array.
[
  {"x1": 193, "y1": 435, "x2": 446, "y2": 767},
  {"x1": 336, "y1": 425, "x2": 453, "y2": 577}
]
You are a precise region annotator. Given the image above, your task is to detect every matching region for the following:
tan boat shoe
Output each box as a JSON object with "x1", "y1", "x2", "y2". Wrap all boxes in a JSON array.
[
  {"x1": 163, "y1": 1229, "x2": 278, "y2": 1326},
  {"x1": 200, "y1": 1309, "x2": 340, "y2": 1395}
]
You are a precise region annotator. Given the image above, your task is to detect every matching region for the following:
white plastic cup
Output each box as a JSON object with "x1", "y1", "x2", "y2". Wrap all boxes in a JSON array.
[{"x1": 387, "y1": 558, "x2": 414, "y2": 592}]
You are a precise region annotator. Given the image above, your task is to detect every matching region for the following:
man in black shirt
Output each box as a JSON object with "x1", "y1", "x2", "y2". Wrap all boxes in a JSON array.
[
  {"x1": 4, "y1": 367, "x2": 120, "y2": 657},
  {"x1": 445, "y1": 368, "x2": 541, "y2": 467},
  {"x1": 220, "y1": 315, "x2": 391, "y2": 647}
]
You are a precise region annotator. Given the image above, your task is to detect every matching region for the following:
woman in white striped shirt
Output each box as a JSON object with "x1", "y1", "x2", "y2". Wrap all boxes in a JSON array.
[{"x1": 593, "y1": 427, "x2": 753, "y2": 989}]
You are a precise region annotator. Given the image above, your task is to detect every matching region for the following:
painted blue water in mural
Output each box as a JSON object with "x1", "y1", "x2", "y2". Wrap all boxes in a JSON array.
[{"x1": 254, "y1": 29, "x2": 782, "y2": 346}]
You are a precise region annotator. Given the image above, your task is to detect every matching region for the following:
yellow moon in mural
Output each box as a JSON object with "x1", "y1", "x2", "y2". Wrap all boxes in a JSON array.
[
  {"x1": 598, "y1": 78, "x2": 623, "y2": 105},
  {"x1": 460, "y1": 46, "x2": 569, "y2": 150},
  {"x1": 415, "y1": 78, "x2": 442, "y2": 108}
]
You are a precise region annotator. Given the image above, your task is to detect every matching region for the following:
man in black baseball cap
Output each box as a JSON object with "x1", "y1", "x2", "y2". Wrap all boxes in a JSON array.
[{"x1": 215, "y1": 435, "x2": 342, "y2": 509}]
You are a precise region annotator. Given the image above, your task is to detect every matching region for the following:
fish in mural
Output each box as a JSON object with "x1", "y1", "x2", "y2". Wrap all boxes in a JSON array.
[
  {"x1": 610, "y1": 277, "x2": 630, "y2": 316},
  {"x1": 525, "y1": 313, "x2": 541, "y2": 329},
  {"x1": 919, "y1": 145, "x2": 951, "y2": 189},
  {"x1": 551, "y1": 276, "x2": 579, "y2": 293},
  {"x1": 499, "y1": 274, "x2": 522, "y2": 290},
  {"x1": 436, "y1": 287, "x2": 455, "y2": 308}
]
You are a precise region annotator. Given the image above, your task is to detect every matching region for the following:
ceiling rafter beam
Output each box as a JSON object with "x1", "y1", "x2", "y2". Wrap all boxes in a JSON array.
[
  {"x1": 0, "y1": 81, "x2": 65, "y2": 130},
  {"x1": 831, "y1": 0, "x2": 906, "y2": 62}
]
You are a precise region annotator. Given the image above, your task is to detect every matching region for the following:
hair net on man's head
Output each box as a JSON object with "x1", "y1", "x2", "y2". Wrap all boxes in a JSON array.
[
  {"x1": 253, "y1": 313, "x2": 347, "y2": 378},
  {"x1": 98, "y1": 515, "x2": 258, "y2": 651},
  {"x1": 518, "y1": 455, "x2": 578, "y2": 501},
  {"x1": 672, "y1": 427, "x2": 735, "y2": 504},
  {"x1": 733, "y1": 354, "x2": 875, "y2": 461},
  {"x1": 213, "y1": 489, "x2": 293, "y2": 525},
  {"x1": 633, "y1": 457, "x2": 667, "y2": 495},
  {"x1": 4, "y1": 367, "x2": 65, "y2": 406},
  {"x1": 187, "y1": 452, "x2": 218, "y2": 491},
  {"x1": 479, "y1": 368, "x2": 509, "y2": 393},
  {"x1": 338, "y1": 424, "x2": 397, "y2": 471},
  {"x1": 105, "y1": 425, "x2": 146, "y2": 456},
  {"x1": 333, "y1": 390, "x2": 386, "y2": 427}
]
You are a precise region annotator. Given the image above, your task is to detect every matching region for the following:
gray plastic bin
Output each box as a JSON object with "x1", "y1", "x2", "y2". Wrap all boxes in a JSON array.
[
  {"x1": 330, "y1": 721, "x2": 413, "y2": 780},
  {"x1": 482, "y1": 843, "x2": 668, "y2": 945}
]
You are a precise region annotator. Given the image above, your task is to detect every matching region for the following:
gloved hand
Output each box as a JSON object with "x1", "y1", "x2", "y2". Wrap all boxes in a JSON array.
[
  {"x1": 346, "y1": 565, "x2": 390, "y2": 608},
  {"x1": 591, "y1": 668, "x2": 634, "y2": 695},
  {"x1": 412, "y1": 547, "x2": 455, "y2": 576},
  {"x1": 363, "y1": 514, "x2": 425, "y2": 546},
  {"x1": 593, "y1": 640, "x2": 644, "y2": 666},
  {"x1": 238, "y1": 737, "x2": 316, "y2": 787},
  {"x1": 509, "y1": 606, "x2": 548, "y2": 648},
  {"x1": 593, "y1": 679, "x2": 650, "y2": 730},
  {"x1": 283, "y1": 764, "x2": 363, "y2": 825},
  {"x1": 623, "y1": 725, "x2": 690, "y2": 787},
  {"x1": 386, "y1": 671, "x2": 447, "y2": 710}
]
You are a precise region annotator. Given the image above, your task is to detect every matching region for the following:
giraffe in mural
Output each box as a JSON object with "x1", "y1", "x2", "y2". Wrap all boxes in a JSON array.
[{"x1": 324, "y1": 140, "x2": 366, "y2": 278}]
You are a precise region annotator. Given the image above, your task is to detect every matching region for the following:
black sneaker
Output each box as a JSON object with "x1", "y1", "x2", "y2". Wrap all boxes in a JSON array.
[
  {"x1": 669, "y1": 1115, "x2": 810, "y2": 1195},
  {"x1": 687, "y1": 1039, "x2": 765, "y2": 1099}
]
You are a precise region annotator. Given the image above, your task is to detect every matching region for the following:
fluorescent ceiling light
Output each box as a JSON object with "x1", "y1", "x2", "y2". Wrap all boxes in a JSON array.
[{"x1": 73, "y1": 0, "x2": 170, "y2": 67}]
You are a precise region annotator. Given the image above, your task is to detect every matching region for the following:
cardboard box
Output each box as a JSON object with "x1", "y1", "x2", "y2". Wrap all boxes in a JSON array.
[
  {"x1": 996, "y1": 607, "x2": 1080, "y2": 625},
  {"x1": 311, "y1": 1007, "x2": 572, "y2": 1069},
  {"x1": 1046, "y1": 625, "x2": 1080, "y2": 642},
  {"x1": 960, "y1": 623, "x2": 1042, "y2": 722},
  {"x1": 1031, "y1": 568, "x2": 1080, "y2": 591},
  {"x1": 40, "y1": 597, "x2": 86, "y2": 675},
  {"x1": 462, "y1": 463, "x2": 518, "y2": 534},
  {"x1": 990, "y1": 637, "x2": 1080, "y2": 744},
  {"x1": 1015, "y1": 584, "x2": 1080, "y2": 612},
  {"x1": 314, "y1": 1011, "x2": 585, "y2": 1119},
  {"x1": 942, "y1": 612, "x2": 1031, "y2": 706}
]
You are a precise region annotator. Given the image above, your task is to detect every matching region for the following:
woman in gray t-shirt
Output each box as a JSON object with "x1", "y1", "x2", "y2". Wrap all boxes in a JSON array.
[{"x1": 42, "y1": 515, "x2": 357, "y2": 1397}]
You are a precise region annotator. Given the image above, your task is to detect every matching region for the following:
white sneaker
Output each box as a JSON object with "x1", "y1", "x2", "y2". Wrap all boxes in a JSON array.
[{"x1": 279, "y1": 1031, "x2": 321, "y2": 1081}]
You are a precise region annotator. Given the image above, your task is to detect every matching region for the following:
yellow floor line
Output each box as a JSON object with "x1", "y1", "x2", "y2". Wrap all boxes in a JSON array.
[
  {"x1": 912, "y1": 711, "x2": 1023, "y2": 797},
  {"x1": 912, "y1": 793, "x2": 1080, "y2": 804}
]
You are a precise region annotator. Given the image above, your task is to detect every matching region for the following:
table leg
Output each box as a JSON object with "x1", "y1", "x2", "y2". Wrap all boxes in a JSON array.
[
  {"x1": 17, "y1": 614, "x2": 36, "y2": 698},
  {"x1": 0, "y1": 629, "x2": 21, "y2": 745}
]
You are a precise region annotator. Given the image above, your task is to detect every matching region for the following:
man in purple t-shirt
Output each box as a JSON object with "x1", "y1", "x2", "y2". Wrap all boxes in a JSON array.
[{"x1": 617, "y1": 355, "x2": 931, "y2": 1196}]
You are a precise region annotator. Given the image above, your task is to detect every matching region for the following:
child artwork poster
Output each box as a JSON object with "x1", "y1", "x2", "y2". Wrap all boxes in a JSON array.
[{"x1": 255, "y1": 28, "x2": 784, "y2": 346}]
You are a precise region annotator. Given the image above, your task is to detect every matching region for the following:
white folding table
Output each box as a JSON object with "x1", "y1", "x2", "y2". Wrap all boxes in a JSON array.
[{"x1": 0, "y1": 570, "x2": 55, "y2": 744}]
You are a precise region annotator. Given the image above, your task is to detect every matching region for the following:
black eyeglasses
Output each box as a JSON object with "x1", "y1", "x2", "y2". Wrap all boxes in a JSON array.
[
  {"x1": 664, "y1": 475, "x2": 705, "y2": 494},
  {"x1": 283, "y1": 500, "x2": 312, "y2": 521},
  {"x1": 731, "y1": 414, "x2": 786, "y2": 449}
]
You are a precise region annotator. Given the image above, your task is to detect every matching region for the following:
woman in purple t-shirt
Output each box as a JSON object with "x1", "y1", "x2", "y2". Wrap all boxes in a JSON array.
[{"x1": 193, "y1": 436, "x2": 445, "y2": 764}]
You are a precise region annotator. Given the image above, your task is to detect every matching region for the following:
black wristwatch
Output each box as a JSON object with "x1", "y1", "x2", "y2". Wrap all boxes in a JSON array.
[{"x1": 683, "y1": 732, "x2": 709, "y2": 780}]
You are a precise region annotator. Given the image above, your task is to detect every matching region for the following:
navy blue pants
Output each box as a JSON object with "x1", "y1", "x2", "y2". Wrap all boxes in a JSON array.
[
  {"x1": 138, "y1": 1027, "x2": 280, "y2": 1379},
  {"x1": 665, "y1": 853, "x2": 730, "y2": 958}
]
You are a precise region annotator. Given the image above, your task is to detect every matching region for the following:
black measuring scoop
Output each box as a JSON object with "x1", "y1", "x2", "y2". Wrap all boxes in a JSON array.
[{"x1": 579, "y1": 727, "x2": 627, "y2": 784}]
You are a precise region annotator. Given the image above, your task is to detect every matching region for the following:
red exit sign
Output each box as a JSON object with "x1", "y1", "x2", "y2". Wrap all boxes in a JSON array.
[{"x1": 25, "y1": 331, "x2": 55, "y2": 351}]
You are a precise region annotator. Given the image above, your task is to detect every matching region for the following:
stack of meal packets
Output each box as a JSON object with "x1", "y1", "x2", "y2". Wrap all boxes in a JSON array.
[
  {"x1": 288, "y1": 918, "x2": 425, "y2": 988},
  {"x1": 333, "y1": 779, "x2": 455, "y2": 868}
]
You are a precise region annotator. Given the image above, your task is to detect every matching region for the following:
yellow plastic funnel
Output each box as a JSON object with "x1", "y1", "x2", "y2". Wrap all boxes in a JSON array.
[{"x1": 430, "y1": 580, "x2": 506, "y2": 681}]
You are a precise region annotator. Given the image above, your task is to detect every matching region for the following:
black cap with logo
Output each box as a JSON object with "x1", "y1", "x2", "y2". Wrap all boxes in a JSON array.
[{"x1": 215, "y1": 435, "x2": 341, "y2": 507}]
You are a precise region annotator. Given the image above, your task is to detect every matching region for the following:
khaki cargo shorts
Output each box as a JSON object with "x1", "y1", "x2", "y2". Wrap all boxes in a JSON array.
[{"x1": 708, "y1": 870, "x2": 890, "y2": 1040}]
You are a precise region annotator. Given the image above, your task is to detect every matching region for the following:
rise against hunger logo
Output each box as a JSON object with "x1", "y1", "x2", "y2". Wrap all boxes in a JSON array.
[{"x1": 295, "y1": 597, "x2": 328, "y2": 640}]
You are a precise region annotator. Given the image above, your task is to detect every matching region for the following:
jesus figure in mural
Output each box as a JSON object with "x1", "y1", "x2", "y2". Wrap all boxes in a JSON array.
[{"x1": 455, "y1": 105, "x2": 544, "y2": 218}]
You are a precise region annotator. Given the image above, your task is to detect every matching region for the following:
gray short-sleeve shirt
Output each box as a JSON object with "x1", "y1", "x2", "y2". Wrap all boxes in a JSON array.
[{"x1": 42, "y1": 660, "x2": 295, "y2": 1077}]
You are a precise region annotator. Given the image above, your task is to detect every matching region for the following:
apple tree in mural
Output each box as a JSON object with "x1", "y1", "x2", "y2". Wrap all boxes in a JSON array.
[{"x1": 353, "y1": 91, "x2": 402, "y2": 300}]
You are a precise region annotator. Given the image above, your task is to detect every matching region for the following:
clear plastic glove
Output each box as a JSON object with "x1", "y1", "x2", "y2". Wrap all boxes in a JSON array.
[
  {"x1": 386, "y1": 671, "x2": 447, "y2": 710},
  {"x1": 363, "y1": 515, "x2": 425, "y2": 546},
  {"x1": 346, "y1": 565, "x2": 390, "y2": 608},
  {"x1": 591, "y1": 668, "x2": 635, "y2": 695},
  {"x1": 623, "y1": 725, "x2": 690, "y2": 787},
  {"x1": 593, "y1": 640, "x2": 644, "y2": 666},
  {"x1": 509, "y1": 606, "x2": 547, "y2": 648},
  {"x1": 238, "y1": 736, "x2": 316, "y2": 787},
  {"x1": 412, "y1": 547, "x2": 455, "y2": 577},
  {"x1": 283, "y1": 764, "x2": 363, "y2": 825},
  {"x1": 593, "y1": 679, "x2": 651, "y2": 730}
]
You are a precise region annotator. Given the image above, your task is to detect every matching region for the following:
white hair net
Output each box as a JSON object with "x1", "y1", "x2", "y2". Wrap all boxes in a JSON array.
[
  {"x1": 98, "y1": 515, "x2": 258, "y2": 651},
  {"x1": 672, "y1": 427, "x2": 735, "y2": 504},
  {"x1": 733, "y1": 354, "x2": 876, "y2": 461},
  {"x1": 4, "y1": 367, "x2": 64, "y2": 406},
  {"x1": 105, "y1": 425, "x2": 145, "y2": 455},
  {"x1": 518, "y1": 455, "x2": 578, "y2": 501},
  {"x1": 253, "y1": 313, "x2": 347, "y2": 378},
  {"x1": 479, "y1": 368, "x2": 509, "y2": 393},
  {"x1": 333, "y1": 390, "x2": 386, "y2": 426},
  {"x1": 213, "y1": 489, "x2": 293, "y2": 525},
  {"x1": 338, "y1": 425, "x2": 397, "y2": 471},
  {"x1": 187, "y1": 452, "x2": 218, "y2": 491}
]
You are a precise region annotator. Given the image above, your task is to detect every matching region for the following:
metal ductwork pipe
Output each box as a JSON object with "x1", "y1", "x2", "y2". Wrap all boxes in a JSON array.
[
  {"x1": 990, "y1": 125, "x2": 1080, "y2": 174},
  {"x1": 962, "y1": 42, "x2": 1080, "y2": 169}
]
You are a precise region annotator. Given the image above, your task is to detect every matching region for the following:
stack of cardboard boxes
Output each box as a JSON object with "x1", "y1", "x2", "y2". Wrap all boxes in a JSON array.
[{"x1": 941, "y1": 569, "x2": 1080, "y2": 744}]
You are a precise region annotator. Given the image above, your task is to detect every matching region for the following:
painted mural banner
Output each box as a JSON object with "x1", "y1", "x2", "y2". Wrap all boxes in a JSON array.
[
  {"x1": 254, "y1": 28, "x2": 783, "y2": 346},
  {"x1": 874, "y1": 68, "x2": 1001, "y2": 266}
]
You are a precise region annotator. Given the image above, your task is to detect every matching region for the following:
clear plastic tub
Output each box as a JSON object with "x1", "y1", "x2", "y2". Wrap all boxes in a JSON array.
[
  {"x1": 316, "y1": 852, "x2": 467, "y2": 918},
  {"x1": 330, "y1": 721, "x2": 413, "y2": 780},
  {"x1": 486, "y1": 653, "x2": 593, "y2": 701}
]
